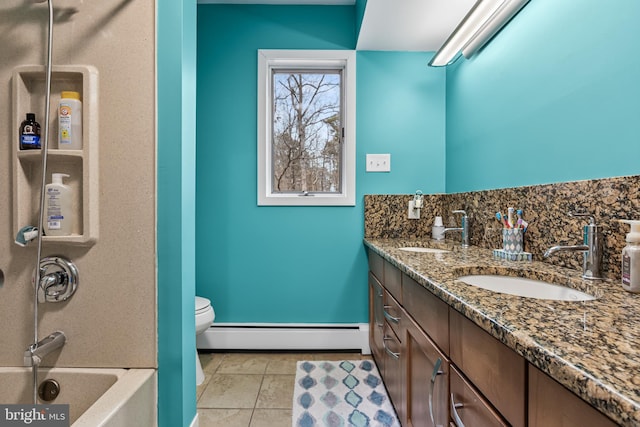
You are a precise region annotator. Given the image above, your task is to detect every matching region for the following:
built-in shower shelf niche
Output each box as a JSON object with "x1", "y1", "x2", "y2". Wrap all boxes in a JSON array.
[{"x1": 12, "y1": 65, "x2": 99, "y2": 246}]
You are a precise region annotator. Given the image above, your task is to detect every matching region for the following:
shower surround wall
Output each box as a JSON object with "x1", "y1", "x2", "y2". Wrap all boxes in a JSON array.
[
  {"x1": 0, "y1": 1, "x2": 156, "y2": 367},
  {"x1": 365, "y1": 175, "x2": 640, "y2": 281}
]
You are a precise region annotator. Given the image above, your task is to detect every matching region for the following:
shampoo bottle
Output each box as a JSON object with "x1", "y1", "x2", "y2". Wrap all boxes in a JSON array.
[
  {"x1": 58, "y1": 91, "x2": 82, "y2": 149},
  {"x1": 44, "y1": 173, "x2": 74, "y2": 236},
  {"x1": 620, "y1": 220, "x2": 640, "y2": 293},
  {"x1": 19, "y1": 113, "x2": 41, "y2": 150}
]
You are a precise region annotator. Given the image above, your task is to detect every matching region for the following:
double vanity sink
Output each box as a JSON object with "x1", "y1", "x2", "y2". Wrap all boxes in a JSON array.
[
  {"x1": 398, "y1": 245, "x2": 597, "y2": 301},
  {"x1": 365, "y1": 238, "x2": 640, "y2": 426}
]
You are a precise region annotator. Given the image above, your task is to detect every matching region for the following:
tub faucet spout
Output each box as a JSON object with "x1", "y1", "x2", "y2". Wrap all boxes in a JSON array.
[{"x1": 24, "y1": 331, "x2": 66, "y2": 367}]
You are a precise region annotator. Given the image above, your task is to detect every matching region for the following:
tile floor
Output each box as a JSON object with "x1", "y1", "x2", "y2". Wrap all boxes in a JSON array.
[{"x1": 196, "y1": 351, "x2": 372, "y2": 427}]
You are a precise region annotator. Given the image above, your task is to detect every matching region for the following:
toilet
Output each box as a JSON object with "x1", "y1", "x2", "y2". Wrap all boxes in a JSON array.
[{"x1": 195, "y1": 296, "x2": 215, "y2": 385}]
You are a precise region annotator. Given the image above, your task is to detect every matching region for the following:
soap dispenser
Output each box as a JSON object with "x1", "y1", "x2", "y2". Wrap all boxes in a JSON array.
[
  {"x1": 44, "y1": 173, "x2": 75, "y2": 236},
  {"x1": 432, "y1": 216, "x2": 445, "y2": 240},
  {"x1": 619, "y1": 220, "x2": 640, "y2": 293}
]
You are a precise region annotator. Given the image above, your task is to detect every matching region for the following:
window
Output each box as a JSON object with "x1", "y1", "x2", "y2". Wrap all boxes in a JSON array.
[{"x1": 258, "y1": 50, "x2": 356, "y2": 206}]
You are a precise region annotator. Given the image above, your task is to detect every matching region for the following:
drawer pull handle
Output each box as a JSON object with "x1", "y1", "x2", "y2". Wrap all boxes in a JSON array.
[
  {"x1": 382, "y1": 336, "x2": 400, "y2": 360},
  {"x1": 383, "y1": 306, "x2": 400, "y2": 323},
  {"x1": 429, "y1": 357, "x2": 444, "y2": 425},
  {"x1": 450, "y1": 393, "x2": 465, "y2": 427}
]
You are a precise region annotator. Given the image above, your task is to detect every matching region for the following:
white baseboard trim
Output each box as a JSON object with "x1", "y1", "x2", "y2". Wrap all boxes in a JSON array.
[
  {"x1": 197, "y1": 323, "x2": 371, "y2": 354},
  {"x1": 190, "y1": 413, "x2": 198, "y2": 427}
]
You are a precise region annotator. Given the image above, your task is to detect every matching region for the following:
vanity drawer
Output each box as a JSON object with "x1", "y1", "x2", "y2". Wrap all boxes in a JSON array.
[
  {"x1": 450, "y1": 365, "x2": 508, "y2": 427},
  {"x1": 383, "y1": 288, "x2": 403, "y2": 341},
  {"x1": 528, "y1": 364, "x2": 618, "y2": 427},
  {"x1": 369, "y1": 250, "x2": 384, "y2": 283},
  {"x1": 384, "y1": 260, "x2": 402, "y2": 304},
  {"x1": 403, "y1": 273, "x2": 449, "y2": 353},
  {"x1": 449, "y1": 309, "x2": 526, "y2": 427}
]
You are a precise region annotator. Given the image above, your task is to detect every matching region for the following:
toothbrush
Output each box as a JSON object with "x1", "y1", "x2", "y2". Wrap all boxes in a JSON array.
[
  {"x1": 507, "y1": 207, "x2": 515, "y2": 228},
  {"x1": 496, "y1": 212, "x2": 510, "y2": 228},
  {"x1": 516, "y1": 209, "x2": 528, "y2": 231}
]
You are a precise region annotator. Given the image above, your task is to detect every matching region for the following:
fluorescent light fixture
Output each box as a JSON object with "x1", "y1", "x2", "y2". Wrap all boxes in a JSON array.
[
  {"x1": 428, "y1": 0, "x2": 529, "y2": 67},
  {"x1": 462, "y1": 0, "x2": 530, "y2": 58}
]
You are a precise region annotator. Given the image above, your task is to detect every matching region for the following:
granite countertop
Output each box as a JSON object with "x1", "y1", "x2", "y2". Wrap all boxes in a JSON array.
[{"x1": 364, "y1": 237, "x2": 640, "y2": 427}]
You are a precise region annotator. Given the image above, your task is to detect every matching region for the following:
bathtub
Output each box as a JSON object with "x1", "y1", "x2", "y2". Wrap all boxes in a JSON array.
[{"x1": 0, "y1": 367, "x2": 156, "y2": 426}]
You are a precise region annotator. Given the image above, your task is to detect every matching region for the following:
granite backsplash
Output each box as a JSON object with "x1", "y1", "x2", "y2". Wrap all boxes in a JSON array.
[{"x1": 364, "y1": 175, "x2": 640, "y2": 280}]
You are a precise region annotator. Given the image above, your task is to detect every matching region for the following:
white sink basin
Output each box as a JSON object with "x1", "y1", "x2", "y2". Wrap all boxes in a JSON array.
[
  {"x1": 456, "y1": 275, "x2": 596, "y2": 301},
  {"x1": 399, "y1": 247, "x2": 450, "y2": 254}
]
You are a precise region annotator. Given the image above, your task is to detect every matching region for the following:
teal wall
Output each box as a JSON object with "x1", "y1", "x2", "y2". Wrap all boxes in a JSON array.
[
  {"x1": 157, "y1": 0, "x2": 197, "y2": 425},
  {"x1": 196, "y1": 5, "x2": 445, "y2": 324},
  {"x1": 357, "y1": 51, "x2": 446, "y2": 195},
  {"x1": 355, "y1": 0, "x2": 367, "y2": 37},
  {"x1": 445, "y1": 0, "x2": 640, "y2": 193}
]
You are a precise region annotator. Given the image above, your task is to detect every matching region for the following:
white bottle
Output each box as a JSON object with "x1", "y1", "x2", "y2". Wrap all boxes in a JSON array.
[
  {"x1": 44, "y1": 173, "x2": 75, "y2": 236},
  {"x1": 432, "y1": 216, "x2": 445, "y2": 240},
  {"x1": 620, "y1": 220, "x2": 640, "y2": 293},
  {"x1": 58, "y1": 91, "x2": 82, "y2": 149}
]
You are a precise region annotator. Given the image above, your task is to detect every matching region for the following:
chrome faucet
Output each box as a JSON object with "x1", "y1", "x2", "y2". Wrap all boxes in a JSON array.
[
  {"x1": 24, "y1": 331, "x2": 66, "y2": 367},
  {"x1": 543, "y1": 211, "x2": 603, "y2": 280},
  {"x1": 443, "y1": 210, "x2": 469, "y2": 248}
]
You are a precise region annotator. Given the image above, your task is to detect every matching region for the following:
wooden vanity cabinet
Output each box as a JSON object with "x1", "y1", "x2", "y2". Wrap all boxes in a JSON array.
[
  {"x1": 528, "y1": 365, "x2": 618, "y2": 427},
  {"x1": 450, "y1": 365, "x2": 509, "y2": 427},
  {"x1": 368, "y1": 251, "x2": 406, "y2": 422},
  {"x1": 383, "y1": 321, "x2": 405, "y2": 424},
  {"x1": 403, "y1": 274, "x2": 449, "y2": 353},
  {"x1": 405, "y1": 312, "x2": 449, "y2": 427},
  {"x1": 449, "y1": 308, "x2": 526, "y2": 427},
  {"x1": 369, "y1": 272, "x2": 385, "y2": 372},
  {"x1": 384, "y1": 258, "x2": 402, "y2": 303},
  {"x1": 368, "y1": 248, "x2": 618, "y2": 427}
]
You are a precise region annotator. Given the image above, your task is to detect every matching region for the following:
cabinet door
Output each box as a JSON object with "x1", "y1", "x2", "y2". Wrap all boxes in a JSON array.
[
  {"x1": 450, "y1": 365, "x2": 509, "y2": 427},
  {"x1": 369, "y1": 273, "x2": 385, "y2": 371},
  {"x1": 449, "y1": 309, "x2": 526, "y2": 427},
  {"x1": 383, "y1": 322, "x2": 405, "y2": 424},
  {"x1": 528, "y1": 364, "x2": 618, "y2": 427},
  {"x1": 405, "y1": 314, "x2": 449, "y2": 427},
  {"x1": 403, "y1": 273, "x2": 449, "y2": 354}
]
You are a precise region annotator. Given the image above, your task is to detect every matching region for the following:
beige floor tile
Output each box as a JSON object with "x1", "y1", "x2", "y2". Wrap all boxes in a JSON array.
[
  {"x1": 265, "y1": 353, "x2": 316, "y2": 374},
  {"x1": 198, "y1": 408, "x2": 253, "y2": 427},
  {"x1": 198, "y1": 374, "x2": 263, "y2": 409},
  {"x1": 255, "y1": 375, "x2": 295, "y2": 409},
  {"x1": 197, "y1": 381, "x2": 208, "y2": 402},
  {"x1": 250, "y1": 409, "x2": 292, "y2": 427},
  {"x1": 200, "y1": 351, "x2": 225, "y2": 374},
  {"x1": 217, "y1": 353, "x2": 272, "y2": 374}
]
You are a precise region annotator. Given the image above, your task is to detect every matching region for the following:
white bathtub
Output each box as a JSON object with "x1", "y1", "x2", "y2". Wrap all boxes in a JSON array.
[{"x1": 0, "y1": 367, "x2": 156, "y2": 427}]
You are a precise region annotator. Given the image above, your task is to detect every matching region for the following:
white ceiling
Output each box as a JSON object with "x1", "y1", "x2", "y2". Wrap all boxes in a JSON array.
[
  {"x1": 198, "y1": 0, "x2": 476, "y2": 52},
  {"x1": 357, "y1": 0, "x2": 475, "y2": 51}
]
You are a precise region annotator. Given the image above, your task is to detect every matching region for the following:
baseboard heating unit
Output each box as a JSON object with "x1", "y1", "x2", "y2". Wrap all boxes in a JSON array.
[{"x1": 197, "y1": 323, "x2": 371, "y2": 354}]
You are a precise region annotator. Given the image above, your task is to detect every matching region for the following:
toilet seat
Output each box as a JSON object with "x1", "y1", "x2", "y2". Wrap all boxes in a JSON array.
[{"x1": 195, "y1": 296, "x2": 211, "y2": 314}]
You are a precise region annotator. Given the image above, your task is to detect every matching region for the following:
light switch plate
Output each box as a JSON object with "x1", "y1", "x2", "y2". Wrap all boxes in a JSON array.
[{"x1": 366, "y1": 154, "x2": 391, "y2": 172}]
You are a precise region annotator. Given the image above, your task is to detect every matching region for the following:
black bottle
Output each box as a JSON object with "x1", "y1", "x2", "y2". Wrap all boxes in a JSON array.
[{"x1": 20, "y1": 113, "x2": 41, "y2": 150}]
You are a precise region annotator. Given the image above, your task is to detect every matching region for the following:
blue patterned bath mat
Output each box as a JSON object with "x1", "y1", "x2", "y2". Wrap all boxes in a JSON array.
[{"x1": 292, "y1": 360, "x2": 400, "y2": 427}]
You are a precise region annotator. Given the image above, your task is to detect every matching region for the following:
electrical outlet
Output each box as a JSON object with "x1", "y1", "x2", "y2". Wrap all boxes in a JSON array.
[
  {"x1": 408, "y1": 200, "x2": 420, "y2": 219},
  {"x1": 366, "y1": 154, "x2": 391, "y2": 172}
]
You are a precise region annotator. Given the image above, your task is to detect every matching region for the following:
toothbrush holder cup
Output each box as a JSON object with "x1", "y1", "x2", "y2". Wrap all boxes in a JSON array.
[{"x1": 503, "y1": 228, "x2": 524, "y2": 254}]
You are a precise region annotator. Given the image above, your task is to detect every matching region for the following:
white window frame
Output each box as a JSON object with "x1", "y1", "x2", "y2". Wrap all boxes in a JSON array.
[{"x1": 257, "y1": 49, "x2": 356, "y2": 206}]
